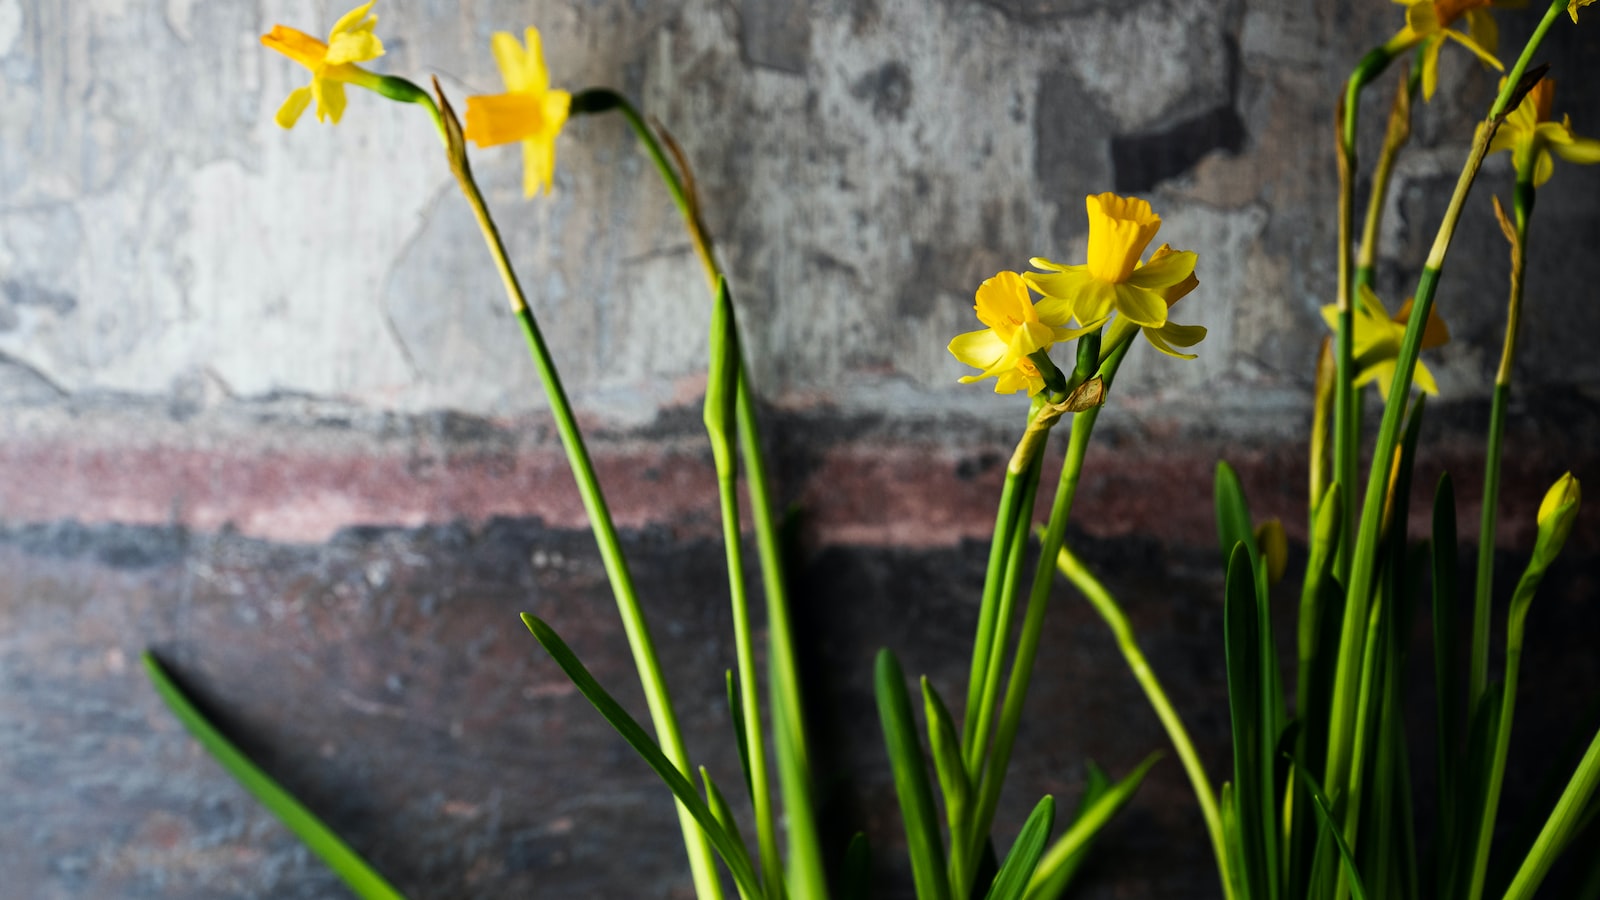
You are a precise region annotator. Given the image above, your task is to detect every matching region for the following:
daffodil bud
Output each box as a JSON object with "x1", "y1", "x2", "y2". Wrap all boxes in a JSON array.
[
  {"x1": 1254, "y1": 518, "x2": 1288, "y2": 587},
  {"x1": 1534, "y1": 472, "x2": 1580, "y2": 565}
]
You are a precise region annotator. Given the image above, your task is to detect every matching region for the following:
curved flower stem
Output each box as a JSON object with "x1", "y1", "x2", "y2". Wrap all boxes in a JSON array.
[
  {"x1": 963, "y1": 338, "x2": 1132, "y2": 885},
  {"x1": 573, "y1": 87, "x2": 827, "y2": 897},
  {"x1": 1355, "y1": 60, "x2": 1419, "y2": 292},
  {"x1": 430, "y1": 84, "x2": 726, "y2": 900},
  {"x1": 1053, "y1": 546, "x2": 1234, "y2": 900},
  {"x1": 1333, "y1": 45, "x2": 1398, "y2": 578},
  {"x1": 1472, "y1": 179, "x2": 1533, "y2": 707},
  {"x1": 1324, "y1": 6, "x2": 1563, "y2": 811}
]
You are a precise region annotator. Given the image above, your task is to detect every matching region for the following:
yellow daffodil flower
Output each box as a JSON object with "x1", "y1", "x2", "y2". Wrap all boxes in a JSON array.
[
  {"x1": 464, "y1": 28, "x2": 572, "y2": 197},
  {"x1": 1321, "y1": 285, "x2": 1450, "y2": 400},
  {"x1": 1488, "y1": 77, "x2": 1600, "y2": 185},
  {"x1": 1385, "y1": 0, "x2": 1506, "y2": 101},
  {"x1": 1024, "y1": 193, "x2": 1198, "y2": 333},
  {"x1": 949, "y1": 271, "x2": 1102, "y2": 395},
  {"x1": 1572, "y1": 0, "x2": 1595, "y2": 22},
  {"x1": 1102, "y1": 244, "x2": 1208, "y2": 359},
  {"x1": 261, "y1": 1, "x2": 386, "y2": 128}
]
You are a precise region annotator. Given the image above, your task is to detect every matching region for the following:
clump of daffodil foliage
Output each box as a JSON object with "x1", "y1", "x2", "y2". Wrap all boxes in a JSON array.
[{"x1": 143, "y1": 2, "x2": 1600, "y2": 899}]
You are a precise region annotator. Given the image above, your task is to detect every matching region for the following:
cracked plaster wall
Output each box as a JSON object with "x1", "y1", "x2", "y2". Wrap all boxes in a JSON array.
[{"x1": 4, "y1": 0, "x2": 1596, "y2": 432}]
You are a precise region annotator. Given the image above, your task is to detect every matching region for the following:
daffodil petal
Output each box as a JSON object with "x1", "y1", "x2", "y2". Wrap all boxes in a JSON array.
[
  {"x1": 1444, "y1": 28, "x2": 1503, "y2": 71},
  {"x1": 330, "y1": 0, "x2": 378, "y2": 39},
  {"x1": 274, "y1": 85, "x2": 314, "y2": 129},
  {"x1": 1124, "y1": 249, "x2": 1197, "y2": 291},
  {"x1": 1050, "y1": 314, "x2": 1109, "y2": 342},
  {"x1": 491, "y1": 31, "x2": 535, "y2": 93},
  {"x1": 1532, "y1": 148, "x2": 1555, "y2": 187},
  {"x1": 1028, "y1": 256, "x2": 1070, "y2": 273},
  {"x1": 1111, "y1": 284, "x2": 1168, "y2": 329},
  {"x1": 949, "y1": 328, "x2": 1008, "y2": 371},
  {"x1": 1144, "y1": 325, "x2": 1202, "y2": 360},
  {"x1": 1548, "y1": 132, "x2": 1600, "y2": 166},
  {"x1": 523, "y1": 135, "x2": 557, "y2": 196},
  {"x1": 521, "y1": 27, "x2": 552, "y2": 94},
  {"x1": 1413, "y1": 360, "x2": 1440, "y2": 395},
  {"x1": 321, "y1": 79, "x2": 348, "y2": 123},
  {"x1": 261, "y1": 26, "x2": 328, "y2": 71},
  {"x1": 325, "y1": 29, "x2": 383, "y2": 65},
  {"x1": 1014, "y1": 320, "x2": 1055, "y2": 357},
  {"x1": 1156, "y1": 322, "x2": 1207, "y2": 349},
  {"x1": 1422, "y1": 35, "x2": 1444, "y2": 101}
]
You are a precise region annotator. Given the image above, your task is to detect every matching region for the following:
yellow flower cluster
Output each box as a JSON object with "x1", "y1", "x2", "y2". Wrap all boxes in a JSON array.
[
  {"x1": 260, "y1": 0, "x2": 386, "y2": 127},
  {"x1": 1386, "y1": 0, "x2": 1506, "y2": 100},
  {"x1": 1489, "y1": 77, "x2": 1600, "y2": 185},
  {"x1": 262, "y1": 3, "x2": 570, "y2": 197},
  {"x1": 949, "y1": 193, "x2": 1205, "y2": 396}
]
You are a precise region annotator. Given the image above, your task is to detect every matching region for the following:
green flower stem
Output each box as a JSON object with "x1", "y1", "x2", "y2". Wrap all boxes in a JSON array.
[
  {"x1": 713, "y1": 454, "x2": 784, "y2": 898},
  {"x1": 964, "y1": 339, "x2": 1133, "y2": 880},
  {"x1": 574, "y1": 86, "x2": 826, "y2": 896},
  {"x1": 433, "y1": 87, "x2": 725, "y2": 900},
  {"x1": 1323, "y1": 16, "x2": 1560, "y2": 808},
  {"x1": 1472, "y1": 178, "x2": 1533, "y2": 707},
  {"x1": 1465, "y1": 568, "x2": 1540, "y2": 900},
  {"x1": 1053, "y1": 546, "x2": 1234, "y2": 900},
  {"x1": 965, "y1": 338, "x2": 1096, "y2": 786},
  {"x1": 1334, "y1": 45, "x2": 1398, "y2": 578},
  {"x1": 962, "y1": 462, "x2": 1031, "y2": 756},
  {"x1": 374, "y1": 75, "x2": 447, "y2": 147},
  {"x1": 1355, "y1": 64, "x2": 1418, "y2": 290},
  {"x1": 142, "y1": 653, "x2": 407, "y2": 900},
  {"x1": 964, "y1": 452, "x2": 1044, "y2": 782}
]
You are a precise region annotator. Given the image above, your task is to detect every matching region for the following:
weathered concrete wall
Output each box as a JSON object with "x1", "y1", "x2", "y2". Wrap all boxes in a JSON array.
[{"x1": 4, "y1": 0, "x2": 1600, "y2": 896}]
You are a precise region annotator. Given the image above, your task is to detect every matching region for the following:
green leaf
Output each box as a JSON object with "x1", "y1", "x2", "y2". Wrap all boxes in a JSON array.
[
  {"x1": 1224, "y1": 542, "x2": 1274, "y2": 900},
  {"x1": 520, "y1": 614, "x2": 763, "y2": 899},
  {"x1": 922, "y1": 677, "x2": 971, "y2": 830},
  {"x1": 1431, "y1": 473, "x2": 1461, "y2": 893},
  {"x1": 141, "y1": 652, "x2": 406, "y2": 900},
  {"x1": 1024, "y1": 754, "x2": 1160, "y2": 900},
  {"x1": 875, "y1": 649, "x2": 950, "y2": 900},
  {"x1": 842, "y1": 832, "x2": 872, "y2": 900},
  {"x1": 1215, "y1": 461, "x2": 1261, "y2": 571},
  {"x1": 700, "y1": 766, "x2": 752, "y2": 886},
  {"x1": 703, "y1": 275, "x2": 738, "y2": 475},
  {"x1": 1298, "y1": 767, "x2": 1370, "y2": 900},
  {"x1": 984, "y1": 795, "x2": 1054, "y2": 900},
  {"x1": 726, "y1": 669, "x2": 754, "y2": 798}
]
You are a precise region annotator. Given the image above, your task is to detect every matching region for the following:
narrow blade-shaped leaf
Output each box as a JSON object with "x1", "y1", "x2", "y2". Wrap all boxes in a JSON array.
[
  {"x1": 1224, "y1": 542, "x2": 1273, "y2": 900},
  {"x1": 521, "y1": 615, "x2": 762, "y2": 899},
  {"x1": 141, "y1": 652, "x2": 406, "y2": 900},
  {"x1": 984, "y1": 795, "x2": 1055, "y2": 900},
  {"x1": 702, "y1": 275, "x2": 738, "y2": 474},
  {"x1": 727, "y1": 669, "x2": 754, "y2": 797},
  {"x1": 1025, "y1": 754, "x2": 1160, "y2": 900},
  {"x1": 701, "y1": 766, "x2": 752, "y2": 882},
  {"x1": 1299, "y1": 767, "x2": 1370, "y2": 900},
  {"x1": 875, "y1": 649, "x2": 950, "y2": 900},
  {"x1": 922, "y1": 677, "x2": 971, "y2": 828}
]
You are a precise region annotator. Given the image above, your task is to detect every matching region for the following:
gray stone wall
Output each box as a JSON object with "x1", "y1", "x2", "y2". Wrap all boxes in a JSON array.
[{"x1": 3, "y1": 0, "x2": 1599, "y2": 896}]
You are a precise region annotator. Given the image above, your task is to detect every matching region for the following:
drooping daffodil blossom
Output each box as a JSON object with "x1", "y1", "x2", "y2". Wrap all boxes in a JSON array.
[
  {"x1": 1385, "y1": 0, "x2": 1506, "y2": 101},
  {"x1": 1321, "y1": 285, "x2": 1450, "y2": 400},
  {"x1": 949, "y1": 271, "x2": 1103, "y2": 396},
  {"x1": 261, "y1": 1, "x2": 386, "y2": 128},
  {"x1": 1488, "y1": 77, "x2": 1600, "y2": 186},
  {"x1": 1025, "y1": 193, "x2": 1198, "y2": 334},
  {"x1": 1100, "y1": 243, "x2": 1206, "y2": 360},
  {"x1": 464, "y1": 28, "x2": 572, "y2": 197}
]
